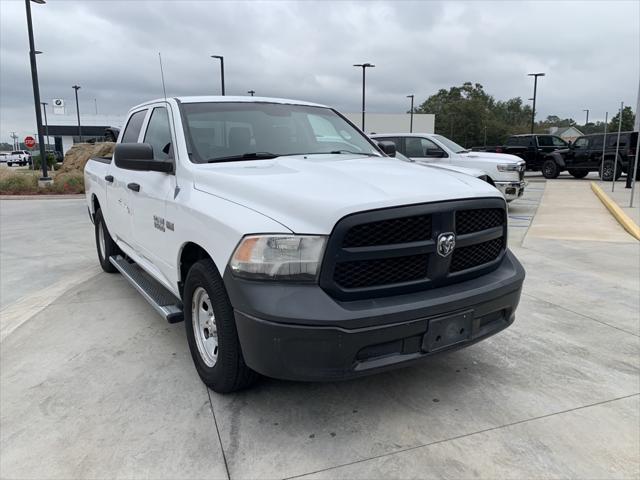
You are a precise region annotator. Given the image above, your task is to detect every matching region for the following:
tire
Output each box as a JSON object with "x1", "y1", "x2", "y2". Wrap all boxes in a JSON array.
[
  {"x1": 600, "y1": 159, "x2": 622, "y2": 181},
  {"x1": 568, "y1": 169, "x2": 589, "y2": 179},
  {"x1": 542, "y1": 159, "x2": 560, "y2": 179},
  {"x1": 94, "y1": 209, "x2": 120, "y2": 273},
  {"x1": 183, "y1": 259, "x2": 258, "y2": 393},
  {"x1": 7, "y1": 163, "x2": 12, "y2": 167}
]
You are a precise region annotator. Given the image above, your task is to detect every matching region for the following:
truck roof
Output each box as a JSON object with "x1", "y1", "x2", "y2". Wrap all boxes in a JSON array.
[{"x1": 130, "y1": 96, "x2": 329, "y2": 110}]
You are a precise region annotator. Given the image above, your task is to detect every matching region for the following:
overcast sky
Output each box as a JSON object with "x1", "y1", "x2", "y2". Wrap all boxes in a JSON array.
[{"x1": 1, "y1": 0, "x2": 638, "y2": 143}]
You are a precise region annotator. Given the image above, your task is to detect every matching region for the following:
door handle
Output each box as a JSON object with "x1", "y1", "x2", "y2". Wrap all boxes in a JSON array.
[
  {"x1": 105, "y1": 175, "x2": 114, "y2": 183},
  {"x1": 127, "y1": 182, "x2": 140, "y2": 192}
]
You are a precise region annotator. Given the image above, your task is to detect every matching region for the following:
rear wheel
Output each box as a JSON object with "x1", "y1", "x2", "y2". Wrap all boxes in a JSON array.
[
  {"x1": 184, "y1": 259, "x2": 258, "y2": 393},
  {"x1": 542, "y1": 159, "x2": 560, "y2": 179},
  {"x1": 600, "y1": 159, "x2": 622, "y2": 181},
  {"x1": 94, "y1": 209, "x2": 120, "y2": 273},
  {"x1": 7, "y1": 163, "x2": 12, "y2": 167},
  {"x1": 568, "y1": 169, "x2": 589, "y2": 179}
]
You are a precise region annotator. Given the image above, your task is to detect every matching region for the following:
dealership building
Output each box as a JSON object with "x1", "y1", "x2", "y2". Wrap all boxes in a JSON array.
[{"x1": 44, "y1": 112, "x2": 124, "y2": 154}]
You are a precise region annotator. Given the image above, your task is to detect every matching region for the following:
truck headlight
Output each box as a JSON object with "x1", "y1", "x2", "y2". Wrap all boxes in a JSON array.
[
  {"x1": 497, "y1": 163, "x2": 520, "y2": 172},
  {"x1": 230, "y1": 235, "x2": 327, "y2": 282}
]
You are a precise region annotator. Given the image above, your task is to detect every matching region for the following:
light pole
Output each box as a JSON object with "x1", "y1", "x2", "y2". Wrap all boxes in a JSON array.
[
  {"x1": 41, "y1": 102, "x2": 49, "y2": 149},
  {"x1": 528, "y1": 72, "x2": 545, "y2": 134},
  {"x1": 211, "y1": 55, "x2": 225, "y2": 95},
  {"x1": 25, "y1": 0, "x2": 49, "y2": 180},
  {"x1": 72, "y1": 85, "x2": 82, "y2": 142},
  {"x1": 407, "y1": 94, "x2": 414, "y2": 133},
  {"x1": 583, "y1": 109, "x2": 589, "y2": 125},
  {"x1": 353, "y1": 63, "x2": 375, "y2": 131},
  {"x1": 247, "y1": 90, "x2": 255, "y2": 96}
]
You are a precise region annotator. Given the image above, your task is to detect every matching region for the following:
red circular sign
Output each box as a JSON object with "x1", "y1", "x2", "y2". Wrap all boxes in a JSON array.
[{"x1": 24, "y1": 136, "x2": 36, "y2": 149}]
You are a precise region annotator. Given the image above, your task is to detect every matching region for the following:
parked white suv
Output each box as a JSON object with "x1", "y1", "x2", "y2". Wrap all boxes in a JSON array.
[
  {"x1": 84, "y1": 97, "x2": 525, "y2": 392},
  {"x1": 371, "y1": 133, "x2": 526, "y2": 201}
]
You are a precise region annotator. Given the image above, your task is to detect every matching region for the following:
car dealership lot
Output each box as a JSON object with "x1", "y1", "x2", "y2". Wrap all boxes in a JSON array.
[{"x1": 1, "y1": 179, "x2": 638, "y2": 479}]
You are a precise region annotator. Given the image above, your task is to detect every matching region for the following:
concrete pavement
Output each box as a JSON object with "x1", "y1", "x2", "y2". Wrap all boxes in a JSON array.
[{"x1": 1, "y1": 182, "x2": 638, "y2": 479}]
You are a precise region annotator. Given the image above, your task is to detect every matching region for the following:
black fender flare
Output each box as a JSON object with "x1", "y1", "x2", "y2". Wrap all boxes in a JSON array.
[{"x1": 545, "y1": 152, "x2": 566, "y2": 168}]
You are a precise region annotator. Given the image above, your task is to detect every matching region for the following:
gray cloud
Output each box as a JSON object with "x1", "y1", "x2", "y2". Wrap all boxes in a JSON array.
[{"x1": 1, "y1": 0, "x2": 638, "y2": 142}]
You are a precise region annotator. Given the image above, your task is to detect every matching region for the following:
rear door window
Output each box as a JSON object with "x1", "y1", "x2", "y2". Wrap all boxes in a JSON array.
[{"x1": 121, "y1": 110, "x2": 147, "y2": 143}]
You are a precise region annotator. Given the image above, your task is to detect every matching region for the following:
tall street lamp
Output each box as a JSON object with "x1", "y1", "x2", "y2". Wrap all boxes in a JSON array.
[
  {"x1": 41, "y1": 102, "x2": 49, "y2": 149},
  {"x1": 25, "y1": 0, "x2": 49, "y2": 180},
  {"x1": 528, "y1": 72, "x2": 545, "y2": 134},
  {"x1": 211, "y1": 55, "x2": 225, "y2": 95},
  {"x1": 72, "y1": 85, "x2": 82, "y2": 142},
  {"x1": 353, "y1": 63, "x2": 375, "y2": 131},
  {"x1": 407, "y1": 94, "x2": 414, "y2": 133},
  {"x1": 247, "y1": 90, "x2": 255, "y2": 96},
  {"x1": 583, "y1": 109, "x2": 590, "y2": 125}
]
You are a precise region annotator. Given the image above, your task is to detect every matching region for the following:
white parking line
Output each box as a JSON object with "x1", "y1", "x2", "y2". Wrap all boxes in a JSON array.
[{"x1": 0, "y1": 267, "x2": 101, "y2": 343}]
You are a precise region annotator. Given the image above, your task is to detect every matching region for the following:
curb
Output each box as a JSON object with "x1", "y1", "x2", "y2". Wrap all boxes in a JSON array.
[
  {"x1": 590, "y1": 182, "x2": 640, "y2": 241},
  {"x1": 0, "y1": 194, "x2": 85, "y2": 200}
]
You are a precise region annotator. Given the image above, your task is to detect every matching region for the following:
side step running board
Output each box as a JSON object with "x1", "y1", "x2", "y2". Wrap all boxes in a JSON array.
[{"x1": 110, "y1": 255, "x2": 184, "y2": 324}]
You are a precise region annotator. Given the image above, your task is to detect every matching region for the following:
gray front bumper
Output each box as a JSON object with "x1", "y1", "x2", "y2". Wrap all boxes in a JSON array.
[{"x1": 495, "y1": 181, "x2": 526, "y2": 201}]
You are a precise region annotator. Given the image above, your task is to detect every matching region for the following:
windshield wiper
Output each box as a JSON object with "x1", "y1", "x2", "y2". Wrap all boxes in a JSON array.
[
  {"x1": 318, "y1": 150, "x2": 379, "y2": 156},
  {"x1": 207, "y1": 152, "x2": 279, "y2": 163}
]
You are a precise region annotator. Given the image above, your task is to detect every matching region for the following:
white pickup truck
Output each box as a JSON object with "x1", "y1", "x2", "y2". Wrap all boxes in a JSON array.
[
  {"x1": 84, "y1": 96, "x2": 525, "y2": 393},
  {"x1": 371, "y1": 133, "x2": 526, "y2": 202},
  {"x1": 6, "y1": 150, "x2": 32, "y2": 167}
]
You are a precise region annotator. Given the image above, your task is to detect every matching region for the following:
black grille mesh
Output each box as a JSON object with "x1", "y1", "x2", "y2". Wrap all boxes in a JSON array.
[
  {"x1": 333, "y1": 254, "x2": 428, "y2": 289},
  {"x1": 450, "y1": 237, "x2": 503, "y2": 273},
  {"x1": 342, "y1": 215, "x2": 432, "y2": 247},
  {"x1": 456, "y1": 208, "x2": 504, "y2": 235}
]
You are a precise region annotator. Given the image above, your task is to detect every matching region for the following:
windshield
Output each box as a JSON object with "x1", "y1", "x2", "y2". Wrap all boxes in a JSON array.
[
  {"x1": 180, "y1": 102, "x2": 381, "y2": 163},
  {"x1": 432, "y1": 135, "x2": 468, "y2": 154}
]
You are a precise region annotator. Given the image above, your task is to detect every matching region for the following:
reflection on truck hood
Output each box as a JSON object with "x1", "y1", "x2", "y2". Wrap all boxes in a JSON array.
[
  {"x1": 459, "y1": 151, "x2": 523, "y2": 163},
  {"x1": 193, "y1": 154, "x2": 502, "y2": 233}
]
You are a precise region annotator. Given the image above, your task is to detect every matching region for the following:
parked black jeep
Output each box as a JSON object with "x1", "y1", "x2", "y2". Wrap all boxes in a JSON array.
[{"x1": 541, "y1": 131, "x2": 639, "y2": 180}]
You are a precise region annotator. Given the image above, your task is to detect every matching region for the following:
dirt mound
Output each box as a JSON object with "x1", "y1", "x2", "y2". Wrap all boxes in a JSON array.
[{"x1": 59, "y1": 142, "x2": 115, "y2": 173}]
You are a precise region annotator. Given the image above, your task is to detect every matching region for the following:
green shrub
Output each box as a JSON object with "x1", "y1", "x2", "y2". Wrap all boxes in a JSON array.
[
  {"x1": 48, "y1": 172, "x2": 85, "y2": 194},
  {"x1": 0, "y1": 172, "x2": 38, "y2": 194},
  {"x1": 32, "y1": 153, "x2": 57, "y2": 170}
]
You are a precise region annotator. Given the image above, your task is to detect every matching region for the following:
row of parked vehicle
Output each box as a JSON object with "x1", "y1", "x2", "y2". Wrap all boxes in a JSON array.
[
  {"x1": 0, "y1": 150, "x2": 32, "y2": 166},
  {"x1": 476, "y1": 132, "x2": 639, "y2": 181},
  {"x1": 0, "y1": 149, "x2": 66, "y2": 167}
]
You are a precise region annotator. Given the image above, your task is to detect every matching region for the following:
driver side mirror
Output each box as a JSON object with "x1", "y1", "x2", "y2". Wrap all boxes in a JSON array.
[
  {"x1": 114, "y1": 143, "x2": 173, "y2": 173},
  {"x1": 377, "y1": 141, "x2": 396, "y2": 157},
  {"x1": 426, "y1": 148, "x2": 445, "y2": 158}
]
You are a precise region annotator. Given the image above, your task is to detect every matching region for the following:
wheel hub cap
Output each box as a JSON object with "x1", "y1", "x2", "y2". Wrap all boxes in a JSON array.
[{"x1": 192, "y1": 287, "x2": 218, "y2": 367}]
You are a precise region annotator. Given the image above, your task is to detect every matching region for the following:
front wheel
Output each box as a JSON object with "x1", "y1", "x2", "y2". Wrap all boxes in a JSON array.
[
  {"x1": 183, "y1": 259, "x2": 258, "y2": 393},
  {"x1": 7, "y1": 163, "x2": 12, "y2": 167},
  {"x1": 542, "y1": 159, "x2": 560, "y2": 179},
  {"x1": 600, "y1": 160, "x2": 622, "y2": 181},
  {"x1": 94, "y1": 209, "x2": 120, "y2": 273},
  {"x1": 568, "y1": 169, "x2": 589, "y2": 179}
]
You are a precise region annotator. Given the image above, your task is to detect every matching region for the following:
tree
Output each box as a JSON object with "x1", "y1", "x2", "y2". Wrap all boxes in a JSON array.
[
  {"x1": 416, "y1": 82, "x2": 532, "y2": 147},
  {"x1": 608, "y1": 106, "x2": 636, "y2": 132}
]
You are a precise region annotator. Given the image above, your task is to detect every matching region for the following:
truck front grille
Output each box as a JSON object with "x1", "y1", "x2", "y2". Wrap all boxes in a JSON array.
[
  {"x1": 333, "y1": 254, "x2": 429, "y2": 289},
  {"x1": 450, "y1": 237, "x2": 504, "y2": 273},
  {"x1": 455, "y1": 208, "x2": 504, "y2": 235},
  {"x1": 342, "y1": 215, "x2": 432, "y2": 247},
  {"x1": 319, "y1": 199, "x2": 507, "y2": 300}
]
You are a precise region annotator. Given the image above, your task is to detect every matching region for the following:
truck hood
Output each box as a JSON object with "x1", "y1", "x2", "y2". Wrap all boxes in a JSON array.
[
  {"x1": 193, "y1": 154, "x2": 502, "y2": 233},
  {"x1": 459, "y1": 151, "x2": 524, "y2": 164}
]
